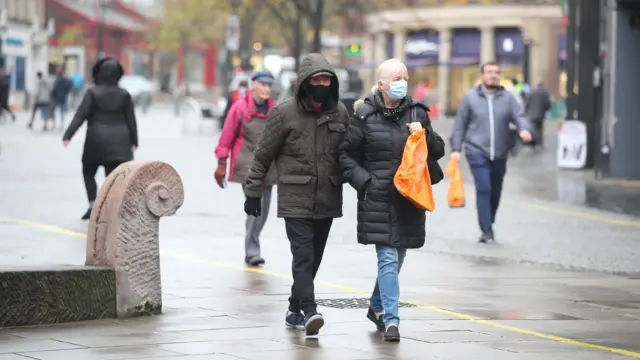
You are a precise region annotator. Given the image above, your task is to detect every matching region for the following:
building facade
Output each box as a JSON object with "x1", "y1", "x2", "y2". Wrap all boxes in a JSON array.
[
  {"x1": 47, "y1": 0, "x2": 217, "y2": 94},
  {"x1": 46, "y1": 0, "x2": 149, "y2": 80},
  {"x1": 598, "y1": 0, "x2": 640, "y2": 180},
  {"x1": 0, "y1": 0, "x2": 53, "y2": 107},
  {"x1": 362, "y1": 0, "x2": 563, "y2": 114}
]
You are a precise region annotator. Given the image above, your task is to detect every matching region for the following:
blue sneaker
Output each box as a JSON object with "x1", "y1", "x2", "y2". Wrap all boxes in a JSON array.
[
  {"x1": 285, "y1": 311, "x2": 304, "y2": 330},
  {"x1": 304, "y1": 312, "x2": 324, "y2": 336}
]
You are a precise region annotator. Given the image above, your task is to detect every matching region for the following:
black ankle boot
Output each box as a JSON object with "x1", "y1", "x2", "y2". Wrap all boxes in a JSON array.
[{"x1": 81, "y1": 208, "x2": 92, "y2": 220}]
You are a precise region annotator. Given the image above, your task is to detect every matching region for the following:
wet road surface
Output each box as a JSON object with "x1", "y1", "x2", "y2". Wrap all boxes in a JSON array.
[{"x1": 0, "y1": 107, "x2": 639, "y2": 359}]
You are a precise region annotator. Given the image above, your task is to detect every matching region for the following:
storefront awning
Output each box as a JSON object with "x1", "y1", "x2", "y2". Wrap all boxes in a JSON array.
[{"x1": 50, "y1": 0, "x2": 147, "y2": 32}]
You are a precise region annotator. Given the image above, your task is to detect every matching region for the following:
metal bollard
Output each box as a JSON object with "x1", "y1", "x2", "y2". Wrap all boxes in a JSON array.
[{"x1": 173, "y1": 91, "x2": 180, "y2": 117}]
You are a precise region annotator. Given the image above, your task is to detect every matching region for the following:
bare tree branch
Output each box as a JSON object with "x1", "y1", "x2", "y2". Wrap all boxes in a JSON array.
[{"x1": 261, "y1": 0, "x2": 296, "y2": 46}]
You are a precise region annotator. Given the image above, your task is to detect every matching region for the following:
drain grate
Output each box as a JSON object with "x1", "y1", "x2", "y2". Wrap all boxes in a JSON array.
[{"x1": 316, "y1": 298, "x2": 417, "y2": 309}]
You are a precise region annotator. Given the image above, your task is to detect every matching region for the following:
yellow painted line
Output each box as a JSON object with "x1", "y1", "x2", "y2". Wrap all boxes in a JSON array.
[
  {"x1": 2, "y1": 219, "x2": 640, "y2": 358},
  {"x1": 522, "y1": 203, "x2": 640, "y2": 228}
]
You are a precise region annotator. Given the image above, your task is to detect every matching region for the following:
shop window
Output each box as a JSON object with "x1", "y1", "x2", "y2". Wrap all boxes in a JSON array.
[
  {"x1": 5, "y1": 0, "x2": 15, "y2": 18},
  {"x1": 17, "y1": 0, "x2": 29, "y2": 22},
  {"x1": 186, "y1": 50, "x2": 204, "y2": 84},
  {"x1": 14, "y1": 57, "x2": 25, "y2": 91},
  {"x1": 133, "y1": 52, "x2": 151, "y2": 78},
  {"x1": 5, "y1": 56, "x2": 26, "y2": 91}
]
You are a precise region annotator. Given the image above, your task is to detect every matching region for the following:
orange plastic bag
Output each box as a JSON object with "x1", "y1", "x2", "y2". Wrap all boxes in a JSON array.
[
  {"x1": 446, "y1": 159, "x2": 465, "y2": 208},
  {"x1": 393, "y1": 129, "x2": 435, "y2": 212}
]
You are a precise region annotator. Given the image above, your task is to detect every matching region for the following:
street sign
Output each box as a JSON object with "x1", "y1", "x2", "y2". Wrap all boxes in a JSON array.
[
  {"x1": 345, "y1": 43, "x2": 361, "y2": 57},
  {"x1": 226, "y1": 15, "x2": 240, "y2": 52},
  {"x1": 557, "y1": 120, "x2": 587, "y2": 169}
]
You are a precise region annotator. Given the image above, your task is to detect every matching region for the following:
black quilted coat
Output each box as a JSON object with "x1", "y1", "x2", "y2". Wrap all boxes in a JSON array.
[
  {"x1": 339, "y1": 91, "x2": 445, "y2": 249},
  {"x1": 63, "y1": 58, "x2": 138, "y2": 165}
]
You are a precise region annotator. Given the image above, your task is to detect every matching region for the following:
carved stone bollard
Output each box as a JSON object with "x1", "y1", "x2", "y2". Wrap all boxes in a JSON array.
[{"x1": 85, "y1": 160, "x2": 184, "y2": 317}]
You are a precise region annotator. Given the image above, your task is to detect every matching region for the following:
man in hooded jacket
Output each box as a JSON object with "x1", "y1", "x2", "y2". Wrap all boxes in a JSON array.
[{"x1": 243, "y1": 53, "x2": 350, "y2": 337}]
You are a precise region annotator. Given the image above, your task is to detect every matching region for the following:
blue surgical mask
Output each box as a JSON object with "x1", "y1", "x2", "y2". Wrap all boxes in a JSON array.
[{"x1": 385, "y1": 80, "x2": 408, "y2": 101}]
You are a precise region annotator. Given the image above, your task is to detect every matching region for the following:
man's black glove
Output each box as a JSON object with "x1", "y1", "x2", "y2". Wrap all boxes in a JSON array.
[{"x1": 244, "y1": 197, "x2": 262, "y2": 217}]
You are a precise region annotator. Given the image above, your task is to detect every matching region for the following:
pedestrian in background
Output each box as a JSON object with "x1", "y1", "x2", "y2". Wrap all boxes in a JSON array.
[
  {"x1": 243, "y1": 53, "x2": 350, "y2": 337},
  {"x1": 221, "y1": 79, "x2": 249, "y2": 129},
  {"x1": 450, "y1": 62, "x2": 531, "y2": 243},
  {"x1": 214, "y1": 70, "x2": 277, "y2": 267},
  {"x1": 340, "y1": 59, "x2": 445, "y2": 341},
  {"x1": 50, "y1": 67, "x2": 73, "y2": 130},
  {"x1": 525, "y1": 82, "x2": 552, "y2": 149},
  {"x1": 0, "y1": 68, "x2": 16, "y2": 122},
  {"x1": 62, "y1": 57, "x2": 138, "y2": 220},
  {"x1": 27, "y1": 71, "x2": 51, "y2": 130},
  {"x1": 69, "y1": 70, "x2": 85, "y2": 109}
]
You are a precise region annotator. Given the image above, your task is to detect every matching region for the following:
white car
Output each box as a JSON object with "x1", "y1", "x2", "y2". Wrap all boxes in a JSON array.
[{"x1": 119, "y1": 75, "x2": 152, "y2": 111}]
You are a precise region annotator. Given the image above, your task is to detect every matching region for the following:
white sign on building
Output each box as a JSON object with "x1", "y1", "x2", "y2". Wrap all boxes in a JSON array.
[
  {"x1": 557, "y1": 120, "x2": 587, "y2": 169},
  {"x1": 404, "y1": 39, "x2": 439, "y2": 56}
]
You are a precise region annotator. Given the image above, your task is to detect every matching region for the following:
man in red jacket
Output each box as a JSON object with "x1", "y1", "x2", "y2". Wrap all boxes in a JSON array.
[{"x1": 214, "y1": 71, "x2": 276, "y2": 266}]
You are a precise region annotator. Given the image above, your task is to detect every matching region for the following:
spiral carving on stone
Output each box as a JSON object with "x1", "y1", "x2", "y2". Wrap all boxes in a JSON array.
[{"x1": 85, "y1": 161, "x2": 184, "y2": 317}]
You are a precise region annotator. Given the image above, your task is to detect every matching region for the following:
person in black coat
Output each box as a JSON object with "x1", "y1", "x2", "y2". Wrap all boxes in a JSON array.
[
  {"x1": 339, "y1": 59, "x2": 445, "y2": 341},
  {"x1": 0, "y1": 68, "x2": 16, "y2": 122},
  {"x1": 63, "y1": 57, "x2": 138, "y2": 220}
]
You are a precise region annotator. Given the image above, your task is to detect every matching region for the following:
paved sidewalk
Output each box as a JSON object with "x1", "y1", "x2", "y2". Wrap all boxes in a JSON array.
[
  {"x1": 1, "y1": 224, "x2": 640, "y2": 360},
  {"x1": 1, "y1": 107, "x2": 640, "y2": 359}
]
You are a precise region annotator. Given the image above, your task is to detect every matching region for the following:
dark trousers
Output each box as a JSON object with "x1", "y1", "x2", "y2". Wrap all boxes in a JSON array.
[
  {"x1": 531, "y1": 119, "x2": 544, "y2": 147},
  {"x1": 285, "y1": 218, "x2": 333, "y2": 315},
  {"x1": 29, "y1": 102, "x2": 49, "y2": 125},
  {"x1": 49, "y1": 101, "x2": 67, "y2": 125},
  {"x1": 82, "y1": 162, "x2": 122, "y2": 204},
  {"x1": 1, "y1": 101, "x2": 14, "y2": 118},
  {"x1": 466, "y1": 153, "x2": 507, "y2": 233}
]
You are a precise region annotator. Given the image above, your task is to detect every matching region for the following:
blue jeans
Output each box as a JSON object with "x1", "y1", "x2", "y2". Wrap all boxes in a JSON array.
[
  {"x1": 49, "y1": 101, "x2": 67, "y2": 123},
  {"x1": 30, "y1": 102, "x2": 49, "y2": 124},
  {"x1": 466, "y1": 152, "x2": 507, "y2": 232},
  {"x1": 370, "y1": 245, "x2": 407, "y2": 326}
]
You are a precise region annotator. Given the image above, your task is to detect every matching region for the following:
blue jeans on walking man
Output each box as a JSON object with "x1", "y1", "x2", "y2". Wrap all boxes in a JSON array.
[
  {"x1": 370, "y1": 245, "x2": 407, "y2": 326},
  {"x1": 466, "y1": 152, "x2": 507, "y2": 233}
]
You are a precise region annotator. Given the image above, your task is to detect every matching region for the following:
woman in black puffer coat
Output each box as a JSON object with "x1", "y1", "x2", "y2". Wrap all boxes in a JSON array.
[
  {"x1": 63, "y1": 57, "x2": 138, "y2": 220},
  {"x1": 339, "y1": 60, "x2": 445, "y2": 341}
]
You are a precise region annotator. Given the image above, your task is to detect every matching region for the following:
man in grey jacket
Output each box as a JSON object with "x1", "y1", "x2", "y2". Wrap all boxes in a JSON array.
[
  {"x1": 450, "y1": 62, "x2": 532, "y2": 243},
  {"x1": 27, "y1": 71, "x2": 51, "y2": 129}
]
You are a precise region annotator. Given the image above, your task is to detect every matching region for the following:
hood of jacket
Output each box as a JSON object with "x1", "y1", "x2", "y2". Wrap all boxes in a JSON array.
[
  {"x1": 295, "y1": 53, "x2": 339, "y2": 105},
  {"x1": 92, "y1": 58, "x2": 124, "y2": 86}
]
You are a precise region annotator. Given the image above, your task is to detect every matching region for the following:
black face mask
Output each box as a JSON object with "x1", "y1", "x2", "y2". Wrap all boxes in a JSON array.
[{"x1": 307, "y1": 84, "x2": 331, "y2": 103}]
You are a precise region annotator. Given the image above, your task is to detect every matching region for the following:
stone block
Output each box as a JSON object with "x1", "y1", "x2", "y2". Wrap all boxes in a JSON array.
[
  {"x1": 86, "y1": 160, "x2": 184, "y2": 318},
  {"x1": 0, "y1": 266, "x2": 116, "y2": 327}
]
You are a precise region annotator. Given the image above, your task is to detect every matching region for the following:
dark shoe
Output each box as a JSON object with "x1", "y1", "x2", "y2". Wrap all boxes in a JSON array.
[
  {"x1": 245, "y1": 256, "x2": 265, "y2": 267},
  {"x1": 479, "y1": 230, "x2": 494, "y2": 243},
  {"x1": 367, "y1": 307, "x2": 385, "y2": 331},
  {"x1": 304, "y1": 312, "x2": 324, "y2": 336},
  {"x1": 81, "y1": 208, "x2": 92, "y2": 220},
  {"x1": 285, "y1": 311, "x2": 304, "y2": 330},
  {"x1": 384, "y1": 324, "x2": 400, "y2": 342}
]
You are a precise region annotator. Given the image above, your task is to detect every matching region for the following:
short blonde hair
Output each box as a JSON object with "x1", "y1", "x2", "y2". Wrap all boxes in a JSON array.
[{"x1": 376, "y1": 59, "x2": 407, "y2": 82}]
